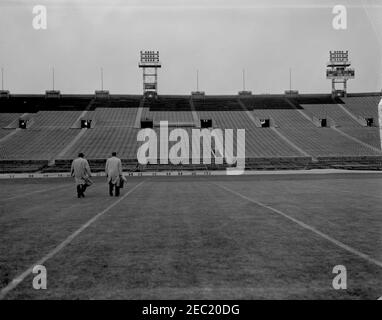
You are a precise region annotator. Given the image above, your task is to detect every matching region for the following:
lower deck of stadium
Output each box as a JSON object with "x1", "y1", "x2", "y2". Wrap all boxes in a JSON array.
[
  {"x1": 0, "y1": 93, "x2": 381, "y2": 173},
  {"x1": 0, "y1": 173, "x2": 381, "y2": 299}
]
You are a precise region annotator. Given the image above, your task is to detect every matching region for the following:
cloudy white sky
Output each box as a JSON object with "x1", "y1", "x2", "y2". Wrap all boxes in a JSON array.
[{"x1": 0, "y1": 0, "x2": 381, "y2": 94}]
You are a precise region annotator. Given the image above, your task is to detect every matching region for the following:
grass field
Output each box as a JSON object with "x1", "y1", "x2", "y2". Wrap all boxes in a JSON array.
[{"x1": 0, "y1": 173, "x2": 381, "y2": 299}]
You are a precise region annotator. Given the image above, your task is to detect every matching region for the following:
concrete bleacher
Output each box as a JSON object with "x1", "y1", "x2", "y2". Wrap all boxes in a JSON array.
[
  {"x1": 57, "y1": 127, "x2": 139, "y2": 160},
  {"x1": 30, "y1": 111, "x2": 84, "y2": 128},
  {"x1": 142, "y1": 96, "x2": 194, "y2": 125},
  {"x1": 0, "y1": 129, "x2": 13, "y2": 140},
  {"x1": 0, "y1": 93, "x2": 381, "y2": 173},
  {"x1": 93, "y1": 108, "x2": 138, "y2": 127},
  {"x1": 134, "y1": 126, "x2": 303, "y2": 160},
  {"x1": 339, "y1": 127, "x2": 381, "y2": 149},
  {"x1": 196, "y1": 111, "x2": 253, "y2": 128},
  {"x1": 341, "y1": 95, "x2": 380, "y2": 121},
  {"x1": 279, "y1": 127, "x2": 381, "y2": 157},
  {"x1": 0, "y1": 113, "x2": 22, "y2": 128},
  {"x1": 0, "y1": 128, "x2": 78, "y2": 160},
  {"x1": 141, "y1": 108, "x2": 194, "y2": 124},
  {"x1": 245, "y1": 128, "x2": 304, "y2": 157},
  {"x1": 252, "y1": 109, "x2": 317, "y2": 128},
  {"x1": 301, "y1": 104, "x2": 362, "y2": 127}
]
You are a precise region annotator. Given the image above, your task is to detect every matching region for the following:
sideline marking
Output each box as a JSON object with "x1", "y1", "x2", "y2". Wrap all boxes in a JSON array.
[
  {"x1": 0, "y1": 180, "x2": 146, "y2": 300},
  {"x1": 213, "y1": 182, "x2": 382, "y2": 269}
]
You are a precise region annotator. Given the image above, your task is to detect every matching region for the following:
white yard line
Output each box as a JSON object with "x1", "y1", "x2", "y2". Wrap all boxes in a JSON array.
[
  {"x1": 0, "y1": 180, "x2": 146, "y2": 300},
  {"x1": 212, "y1": 182, "x2": 382, "y2": 269}
]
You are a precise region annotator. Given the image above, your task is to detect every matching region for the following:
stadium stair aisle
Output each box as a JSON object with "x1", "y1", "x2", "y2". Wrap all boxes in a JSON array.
[
  {"x1": 332, "y1": 127, "x2": 382, "y2": 154},
  {"x1": 0, "y1": 129, "x2": 20, "y2": 144},
  {"x1": 189, "y1": 97, "x2": 200, "y2": 127},
  {"x1": 57, "y1": 127, "x2": 139, "y2": 160},
  {"x1": 50, "y1": 129, "x2": 88, "y2": 165},
  {"x1": 342, "y1": 95, "x2": 380, "y2": 120},
  {"x1": 339, "y1": 127, "x2": 381, "y2": 150},
  {"x1": 237, "y1": 98, "x2": 313, "y2": 158},
  {"x1": 301, "y1": 104, "x2": 363, "y2": 127},
  {"x1": 134, "y1": 97, "x2": 145, "y2": 128}
]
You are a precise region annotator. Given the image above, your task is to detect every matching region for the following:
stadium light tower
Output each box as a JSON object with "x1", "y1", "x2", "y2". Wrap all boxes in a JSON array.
[
  {"x1": 45, "y1": 67, "x2": 61, "y2": 98},
  {"x1": 285, "y1": 68, "x2": 299, "y2": 95},
  {"x1": 139, "y1": 50, "x2": 161, "y2": 99},
  {"x1": 326, "y1": 50, "x2": 355, "y2": 98},
  {"x1": 0, "y1": 67, "x2": 10, "y2": 98},
  {"x1": 238, "y1": 68, "x2": 252, "y2": 96},
  {"x1": 191, "y1": 69, "x2": 205, "y2": 97},
  {"x1": 95, "y1": 67, "x2": 110, "y2": 99}
]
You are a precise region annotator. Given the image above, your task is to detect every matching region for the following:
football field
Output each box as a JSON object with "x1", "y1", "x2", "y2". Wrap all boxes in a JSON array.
[{"x1": 0, "y1": 173, "x2": 381, "y2": 299}]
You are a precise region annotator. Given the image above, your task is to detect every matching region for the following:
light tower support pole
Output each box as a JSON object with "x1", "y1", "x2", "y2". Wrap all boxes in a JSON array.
[
  {"x1": 52, "y1": 67, "x2": 55, "y2": 91},
  {"x1": 243, "y1": 69, "x2": 246, "y2": 91},
  {"x1": 101, "y1": 67, "x2": 104, "y2": 91},
  {"x1": 196, "y1": 69, "x2": 199, "y2": 92}
]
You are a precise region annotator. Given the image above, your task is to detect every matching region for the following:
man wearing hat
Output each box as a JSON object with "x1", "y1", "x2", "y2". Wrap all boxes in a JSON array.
[
  {"x1": 105, "y1": 152, "x2": 123, "y2": 197},
  {"x1": 70, "y1": 152, "x2": 92, "y2": 198}
]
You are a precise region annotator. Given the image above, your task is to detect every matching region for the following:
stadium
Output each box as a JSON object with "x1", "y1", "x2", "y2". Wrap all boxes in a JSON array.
[{"x1": 0, "y1": 0, "x2": 382, "y2": 301}]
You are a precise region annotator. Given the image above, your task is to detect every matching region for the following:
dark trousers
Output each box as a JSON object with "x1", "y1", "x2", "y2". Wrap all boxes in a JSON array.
[
  {"x1": 77, "y1": 184, "x2": 87, "y2": 197},
  {"x1": 109, "y1": 181, "x2": 120, "y2": 196}
]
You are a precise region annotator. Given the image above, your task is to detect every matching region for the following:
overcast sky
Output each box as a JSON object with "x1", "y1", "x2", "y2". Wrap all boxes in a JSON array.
[{"x1": 0, "y1": 0, "x2": 381, "y2": 94}]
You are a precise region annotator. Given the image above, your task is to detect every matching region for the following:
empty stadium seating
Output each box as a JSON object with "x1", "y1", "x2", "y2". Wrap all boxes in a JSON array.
[
  {"x1": 245, "y1": 128, "x2": 304, "y2": 157},
  {"x1": 93, "y1": 108, "x2": 138, "y2": 127},
  {"x1": 0, "y1": 113, "x2": 22, "y2": 128},
  {"x1": 31, "y1": 111, "x2": 84, "y2": 128},
  {"x1": 301, "y1": 104, "x2": 362, "y2": 127},
  {"x1": 0, "y1": 93, "x2": 381, "y2": 173},
  {"x1": 342, "y1": 95, "x2": 380, "y2": 120},
  {"x1": 339, "y1": 127, "x2": 381, "y2": 149},
  {"x1": 0, "y1": 128, "x2": 78, "y2": 160},
  {"x1": 0, "y1": 129, "x2": 13, "y2": 140},
  {"x1": 142, "y1": 108, "x2": 194, "y2": 124},
  {"x1": 252, "y1": 109, "x2": 317, "y2": 128},
  {"x1": 57, "y1": 127, "x2": 139, "y2": 160},
  {"x1": 278, "y1": 127, "x2": 380, "y2": 157},
  {"x1": 196, "y1": 111, "x2": 253, "y2": 128}
]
